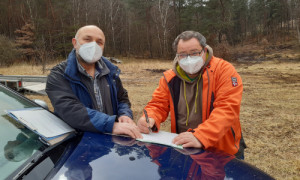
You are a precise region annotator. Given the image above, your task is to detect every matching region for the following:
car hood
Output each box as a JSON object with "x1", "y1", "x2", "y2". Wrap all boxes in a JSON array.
[{"x1": 48, "y1": 132, "x2": 274, "y2": 180}]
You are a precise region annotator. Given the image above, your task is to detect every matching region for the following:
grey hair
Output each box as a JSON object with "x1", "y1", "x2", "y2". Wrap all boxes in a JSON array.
[{"x1": 172, "y1": 31, "x2": 207, "y2": 52}]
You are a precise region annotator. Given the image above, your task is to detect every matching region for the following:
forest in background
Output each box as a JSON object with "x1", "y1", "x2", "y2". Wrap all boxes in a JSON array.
[{"x1": 0, "y1": 0, "x2": 300, "y2": 66}]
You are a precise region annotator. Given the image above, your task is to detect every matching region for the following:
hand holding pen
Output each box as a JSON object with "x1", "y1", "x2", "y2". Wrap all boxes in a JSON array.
[
  {"x1": 137, "y1": 109, "x2": 155, "y2": 134},
  {"x1": 143, "y1": 109, "x2": 152, "y2": 133}
]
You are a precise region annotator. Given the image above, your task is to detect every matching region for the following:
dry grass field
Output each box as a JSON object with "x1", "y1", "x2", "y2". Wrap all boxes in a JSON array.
[{"x1": 0, "y1": 43, "x2": 299, "y2": 179}]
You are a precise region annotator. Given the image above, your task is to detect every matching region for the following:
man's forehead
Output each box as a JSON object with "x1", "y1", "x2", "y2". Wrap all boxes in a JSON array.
[
  {"x1": 77, "y1": 26, "x2": 105, "y2": 39},
  {"x1": 177, "y1": 38, "x2": 201, "y2": 52}
]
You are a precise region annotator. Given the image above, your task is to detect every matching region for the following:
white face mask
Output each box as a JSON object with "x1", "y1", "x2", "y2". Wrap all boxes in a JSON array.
[
  {"x1": 179, "y1": 55, "x2": 205, "y2": 74},
  {"x1": 77, "y1": 41, "x2": 103, "y2": 64}
]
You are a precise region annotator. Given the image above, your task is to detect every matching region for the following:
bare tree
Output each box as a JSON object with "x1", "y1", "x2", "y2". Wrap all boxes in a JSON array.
[
  {"x1": 25, "y1": 0, "x2": 34, "y2": 21},
  {"x1": 288, "y1": 0, "x2": 300, "y2": 45},
  {"x1": 84, "y1": 0, "x2": 89, "y2": 25},
  {"x1": 72, "y1": 0, "x2": 81, "y2": 27},
  {"x1": 95, "y1": 0, "x2": 105, "y2": 27},
  {"x1": 108, "y1": 0, "x2": 121, "y2": 56},
  {"x1": 151, "y1": 0, "x2": 174, "y2": 57}
]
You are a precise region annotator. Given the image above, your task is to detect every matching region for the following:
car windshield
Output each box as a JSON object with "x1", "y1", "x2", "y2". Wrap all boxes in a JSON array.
[{"x1": 0, "y1": 86, "x2": 47, "y2": 179}]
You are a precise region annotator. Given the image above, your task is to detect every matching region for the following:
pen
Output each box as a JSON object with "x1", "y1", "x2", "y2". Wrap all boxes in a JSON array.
[{"x1": 143, "y1": 109, "x2": 152, "y2": 133}]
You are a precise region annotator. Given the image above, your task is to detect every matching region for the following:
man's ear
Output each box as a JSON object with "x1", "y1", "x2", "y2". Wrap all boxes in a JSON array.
[
  {"x1": 204, "y1": 46, "x2": 210, "y2": 54},
  {"x1": 72, "y1": 38, "x2": 77, "y2": 48}
]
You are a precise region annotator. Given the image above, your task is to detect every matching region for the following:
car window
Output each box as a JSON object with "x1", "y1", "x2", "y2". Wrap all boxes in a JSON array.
[{"x1": 0, "y1": 87, "x2": 47, "y2": 179}]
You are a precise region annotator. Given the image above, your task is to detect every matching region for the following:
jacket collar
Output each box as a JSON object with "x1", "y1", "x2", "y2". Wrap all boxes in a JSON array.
[{"x1": 65, "y1": 49, "x2": 120, "y2": 81}]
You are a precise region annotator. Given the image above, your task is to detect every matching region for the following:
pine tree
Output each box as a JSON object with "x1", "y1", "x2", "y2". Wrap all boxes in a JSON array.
[{"x1": 14, "y1": 21, "x2": 35, "y2": 61}]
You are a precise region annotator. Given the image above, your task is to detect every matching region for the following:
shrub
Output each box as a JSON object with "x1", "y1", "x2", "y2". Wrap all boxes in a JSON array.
[
  {"x1": 0, "y1": 35, "x2": 20, "y2": 66},
  {"x1": 213, "y1": 42, "x2": 232, "y2": 61}
]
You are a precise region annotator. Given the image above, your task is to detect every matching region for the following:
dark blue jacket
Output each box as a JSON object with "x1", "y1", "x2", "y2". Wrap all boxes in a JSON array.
[{"x1": 46, "y1": 49, "x2": 132, "y2": 133}]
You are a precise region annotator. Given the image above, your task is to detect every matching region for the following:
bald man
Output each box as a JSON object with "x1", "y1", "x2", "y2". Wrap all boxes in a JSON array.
[{"x1": 46, "y1": 25, "x2": 142, "y2": 138}]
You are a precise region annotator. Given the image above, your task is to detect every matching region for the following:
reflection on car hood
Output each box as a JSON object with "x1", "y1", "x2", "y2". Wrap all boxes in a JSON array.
[{"x1": 49, "y1": 132, "x2": 274, "y2": 180}]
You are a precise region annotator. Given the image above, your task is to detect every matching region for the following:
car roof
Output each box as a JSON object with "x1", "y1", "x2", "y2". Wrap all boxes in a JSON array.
[{"x1": 47, "y1": 132, "x2": 274, "y2": 180}]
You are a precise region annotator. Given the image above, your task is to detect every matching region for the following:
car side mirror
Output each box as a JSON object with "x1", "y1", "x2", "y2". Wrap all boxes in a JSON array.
[{"x1": 33, "y1": 99, "x2": 49, "y2": 110}]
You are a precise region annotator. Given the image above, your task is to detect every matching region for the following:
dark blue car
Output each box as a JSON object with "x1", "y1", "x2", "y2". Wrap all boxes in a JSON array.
[{"x1": 0, "y1": 84, "x2": 274, "y2": 180}]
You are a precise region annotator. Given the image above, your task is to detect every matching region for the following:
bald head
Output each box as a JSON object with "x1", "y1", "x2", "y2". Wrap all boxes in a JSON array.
[{"x1": 72, "y1": 25, "x2": 105, "y2": 51}]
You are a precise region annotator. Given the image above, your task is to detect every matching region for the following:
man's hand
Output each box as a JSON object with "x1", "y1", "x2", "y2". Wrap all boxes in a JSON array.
[
  {"x1": 137, "y1": 116, "x2": 155, "y2": 134},
  {"x1": 112, "y1": 122, "x2": 142, "y2": 139},
  {"x1": 173, "y1": 132, "x2": 203, "y2": 148},
  {"x1": 118, "y1": 115, "x2": 136, "y2": 125}
]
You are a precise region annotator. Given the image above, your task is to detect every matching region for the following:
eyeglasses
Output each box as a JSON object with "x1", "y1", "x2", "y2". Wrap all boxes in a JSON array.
[{"x1": 176, "y1": 49, "x2": 203, "y2": 59}]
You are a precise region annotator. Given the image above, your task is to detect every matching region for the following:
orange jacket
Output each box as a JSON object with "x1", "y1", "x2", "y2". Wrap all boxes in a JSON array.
[{"x1": 145, "y1": 56, "x2": 244, "y2": 155}]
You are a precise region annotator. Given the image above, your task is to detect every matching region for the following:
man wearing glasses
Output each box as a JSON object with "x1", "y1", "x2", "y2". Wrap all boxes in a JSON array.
[{"x1": 137, "y1": 31, "x2": 246, "y2": 159}]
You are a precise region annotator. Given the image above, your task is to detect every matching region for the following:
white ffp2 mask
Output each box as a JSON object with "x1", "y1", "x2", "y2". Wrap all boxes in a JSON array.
[
  {"x1": 77, "y1": 41, "x2": 103, "y2": 64},
  {"x1": 179, "y1": 56, "x2": 205, "y2": 75}
]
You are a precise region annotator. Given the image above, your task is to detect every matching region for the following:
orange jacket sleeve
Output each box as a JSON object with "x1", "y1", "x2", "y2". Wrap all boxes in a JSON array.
[{"x1": 144, "y1": 75, "x2": 172, "y2": 130}]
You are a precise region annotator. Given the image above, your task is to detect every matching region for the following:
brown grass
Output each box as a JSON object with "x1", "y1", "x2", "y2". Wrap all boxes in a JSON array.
[
  {"x1": 1, "y1": 48, "x2": 299, "y2": 179},
  {"x1": 236, "y1": 60, "x2": 300, "y2": 179}
]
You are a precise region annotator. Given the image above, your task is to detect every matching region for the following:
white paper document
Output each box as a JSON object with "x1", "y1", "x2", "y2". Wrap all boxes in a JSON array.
[
  {"x1": 8, "y1": 108, "x2": 74, "y2": 138},
  {"x1": 137, "y1": 131, "x2": 183, "y2": 149}
]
